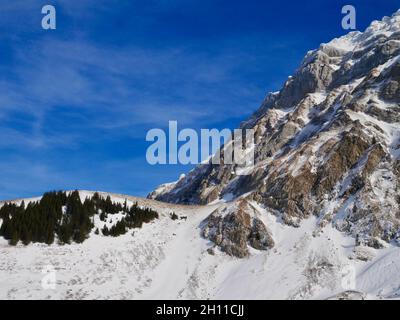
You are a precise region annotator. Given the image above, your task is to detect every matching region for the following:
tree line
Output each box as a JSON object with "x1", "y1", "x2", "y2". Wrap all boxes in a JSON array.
[{"x1": 0, "y1": 191, "x2": 159, "y2": 246}]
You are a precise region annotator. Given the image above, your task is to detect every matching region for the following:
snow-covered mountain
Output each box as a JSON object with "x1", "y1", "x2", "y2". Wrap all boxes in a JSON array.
[
  {"x1": 150, "y1": 10, "x2": 400, "y2": 250},
  {"x1": 1, "y1": 11, "x2": 400, "y2": 300}
]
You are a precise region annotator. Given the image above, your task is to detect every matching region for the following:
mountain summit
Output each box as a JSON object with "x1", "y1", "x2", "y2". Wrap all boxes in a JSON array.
[{"x1": 150, "y1": 11, "x2": 400, "y2": 249}]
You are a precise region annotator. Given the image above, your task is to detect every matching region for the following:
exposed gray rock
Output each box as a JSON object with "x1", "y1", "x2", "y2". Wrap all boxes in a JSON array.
[
  {"x1": 249, "y1": 218, "x2": 275, "y2": 250},
  {"x1": 202, "y1": 200, "x2": 274, "y2": 258},
  {"x1": 349, "y1": 246, "x2": 375, "y2": 261},
  {"x1": 326, "y1": 291, "x2": 366, "y2": 300}
]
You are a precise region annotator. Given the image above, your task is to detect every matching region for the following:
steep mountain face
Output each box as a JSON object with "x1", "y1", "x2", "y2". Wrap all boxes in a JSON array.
[{"x1": 150, "y1": 11, "x2": 400, "y2": 249}]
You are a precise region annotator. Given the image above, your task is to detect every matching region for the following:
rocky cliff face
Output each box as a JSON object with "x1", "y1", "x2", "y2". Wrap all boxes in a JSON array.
[
  {"x1": 202, "y1": 200, "x2": 274, "y2": 258},
  {"x1": 150, "y1": 11, "x2": 400, "y2": 250}
]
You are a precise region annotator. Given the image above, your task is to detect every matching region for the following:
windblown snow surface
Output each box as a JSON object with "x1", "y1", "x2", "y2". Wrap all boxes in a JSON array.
[{"x1": 0, "y1": 191, "x2": 399, "y2": 300}]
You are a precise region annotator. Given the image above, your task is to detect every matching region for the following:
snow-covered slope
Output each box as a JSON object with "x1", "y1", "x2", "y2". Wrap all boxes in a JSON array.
[{"x1": 1, "y1": 190, "x2": 400, "y2": 300}]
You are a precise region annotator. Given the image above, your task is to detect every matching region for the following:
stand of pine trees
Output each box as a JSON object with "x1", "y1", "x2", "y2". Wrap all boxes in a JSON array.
[
  {"x1": 101, "y1": 202, "x2": 159, "y2": 237},
  {"x1": 0, "y1": 191, "x2": 159, "y2": 246}
]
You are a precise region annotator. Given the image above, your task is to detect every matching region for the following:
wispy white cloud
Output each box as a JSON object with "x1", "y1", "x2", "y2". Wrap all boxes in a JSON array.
[
  {"x1": 0, "y1": 35, "x2": 266, "y2": 149},
  {"x1": 0, "y1": 0, "x2": 295, "y2": 199}
]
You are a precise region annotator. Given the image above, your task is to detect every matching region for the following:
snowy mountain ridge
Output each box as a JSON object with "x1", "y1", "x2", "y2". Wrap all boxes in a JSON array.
[{"x1": 150, "y1": 10, "x2": 400, "y2": 252}]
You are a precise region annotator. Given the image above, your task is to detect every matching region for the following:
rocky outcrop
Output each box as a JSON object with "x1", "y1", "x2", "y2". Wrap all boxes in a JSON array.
[
  {"x1": 248, "y1": 218, "x2": 275, "y2": 251},
  {"x1": 202, "y1": 200, "x2": 274, "y2": 258}
]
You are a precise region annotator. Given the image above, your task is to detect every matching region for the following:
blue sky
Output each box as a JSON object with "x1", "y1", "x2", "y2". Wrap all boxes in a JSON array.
[{"x1": 0, "y1": 0, "x2": 398, "y2": 200}]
